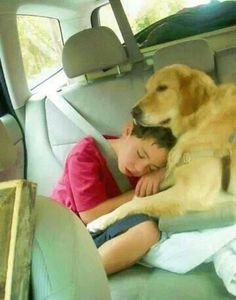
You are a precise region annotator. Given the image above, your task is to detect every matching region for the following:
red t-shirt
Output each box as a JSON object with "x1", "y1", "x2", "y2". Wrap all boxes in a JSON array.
[{"x1": 51, "y1": 136, "x2": 138, "y2": 215}]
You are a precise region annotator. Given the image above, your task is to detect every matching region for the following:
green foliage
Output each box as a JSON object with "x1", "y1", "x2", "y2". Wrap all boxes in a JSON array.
[
  {"x1": 132, "y1": 0, "x2": 185, "y2": 33},
  {"x1": 17, "y1": 16, "x2": 62, "y2": 87}
]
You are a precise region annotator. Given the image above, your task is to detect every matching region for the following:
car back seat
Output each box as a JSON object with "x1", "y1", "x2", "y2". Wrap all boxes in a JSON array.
[
  {"x1": 215, "y1": 46, "x2": 236, "y2": 83},
  {"x1": 25, "y1": 26, "x2": 152, "y2": 196}
]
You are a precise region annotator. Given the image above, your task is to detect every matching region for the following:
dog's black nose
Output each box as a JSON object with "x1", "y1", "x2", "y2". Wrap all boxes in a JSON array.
[{"x1": 131, "y1": 106, "x2": 142, "y2": 119}]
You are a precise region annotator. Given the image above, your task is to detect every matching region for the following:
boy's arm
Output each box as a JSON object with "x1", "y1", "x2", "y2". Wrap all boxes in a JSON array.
[
  {"x1": 66, "y1": 139, "x2": 136, "y2": 225},
  {"x1": 68, "y1": 154, "x2": 135, "y2": 224},
  {"x1": 80, "y1": 190, "x2": 134, "y2": 225},
  {"x1": 84, "y1": 168, "x2": 166, "y2": 224},
  {"x1": 82, "y1": 169, "x2": 166, "y2": 224}
]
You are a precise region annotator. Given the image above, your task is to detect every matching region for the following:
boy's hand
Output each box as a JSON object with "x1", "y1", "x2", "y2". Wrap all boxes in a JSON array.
[{"x1": 135, "y1": 169, "x2": 166, "y2": 197}]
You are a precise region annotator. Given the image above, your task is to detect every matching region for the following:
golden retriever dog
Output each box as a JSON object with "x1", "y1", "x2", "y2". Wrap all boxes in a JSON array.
[{"x1": 88, "y1": 64, "x2": 236, "y2": 231}]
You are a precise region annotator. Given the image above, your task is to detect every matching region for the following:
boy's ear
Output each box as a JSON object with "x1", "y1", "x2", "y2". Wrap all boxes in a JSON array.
[{"x1": 122, "y1": 122, "x2": 133, "y2": 137}]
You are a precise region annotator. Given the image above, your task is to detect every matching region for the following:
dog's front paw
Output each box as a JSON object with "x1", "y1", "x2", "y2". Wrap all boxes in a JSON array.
[{"x1": 87, "y1": 214, "x2": 112, "y2": 233}]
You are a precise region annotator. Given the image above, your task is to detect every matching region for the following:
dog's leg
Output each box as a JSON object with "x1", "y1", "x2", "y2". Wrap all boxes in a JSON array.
[
  {"x1": 88, "y1": 159, "x2": 222, "y2": 232},
  {"x1": 87, "y1": 186, "x2": 187, "y2": 232}
]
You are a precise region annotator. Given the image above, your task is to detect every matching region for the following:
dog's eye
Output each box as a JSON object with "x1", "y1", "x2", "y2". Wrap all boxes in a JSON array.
[{"x1": 156, "y1": 84, "x2": 167, "y2": 92}]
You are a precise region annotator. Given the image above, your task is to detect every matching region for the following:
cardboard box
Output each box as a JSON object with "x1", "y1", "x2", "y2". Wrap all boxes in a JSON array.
[{"x1": 0, "y1": 180, "x2": 36, "y2": 300}]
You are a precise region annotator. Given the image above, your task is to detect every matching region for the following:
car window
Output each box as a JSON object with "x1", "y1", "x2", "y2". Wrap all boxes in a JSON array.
[
  {"x1": 17, "y1": 15, "x2": 63, "y2": 90},
  {"x1": 97, "y1": 0, "x2": 233, "y2": 47},
  {"x1": 97, "y1": 0, "x2": 187, "y2": 41},
  {"x1": 97, "y1": 4, "x2": 124, "y2": 42}
]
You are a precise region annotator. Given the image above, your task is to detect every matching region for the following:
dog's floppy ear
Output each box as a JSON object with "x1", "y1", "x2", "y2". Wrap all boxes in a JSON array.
[
  {"x1": 179, "y1": 69, "x2": 216, "y2": 116},
  {"x1": 145, "y1": 73, "x2": 156, "y2": 92}
]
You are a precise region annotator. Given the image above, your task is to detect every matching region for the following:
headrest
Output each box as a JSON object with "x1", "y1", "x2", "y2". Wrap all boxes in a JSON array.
[
  {"x1": 62, "y1": 26, "x2": 128, "y2": 78},
  {"x1": 0, "y1": 120, "x2": 17, "y2": 172},
  {"x1": 215, "y1": 46, "x2": 236, "y2": 83},
  {"x1": 153, "y1": 39, "x2": 214, "y2": 74}
]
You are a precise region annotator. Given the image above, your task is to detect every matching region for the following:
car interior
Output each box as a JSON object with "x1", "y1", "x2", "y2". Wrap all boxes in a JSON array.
[{"x1": 0, "y1": 0, "x2": 236, "y2": 299}]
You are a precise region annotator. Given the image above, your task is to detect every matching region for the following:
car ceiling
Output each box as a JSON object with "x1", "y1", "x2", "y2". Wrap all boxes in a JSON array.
[{"x1": 0, "y1": 0, "x2": 107, "y2": 19}]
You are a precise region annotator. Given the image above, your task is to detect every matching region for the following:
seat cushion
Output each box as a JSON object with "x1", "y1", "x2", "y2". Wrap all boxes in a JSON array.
[{"x1": 109, "y1": 264, "x2": 235, "y2": 300}]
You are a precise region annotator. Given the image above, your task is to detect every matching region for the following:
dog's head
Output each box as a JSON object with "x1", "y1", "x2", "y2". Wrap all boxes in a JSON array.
[{"x1": 132, "y1": 64, "x2": 217, "y2": 137}]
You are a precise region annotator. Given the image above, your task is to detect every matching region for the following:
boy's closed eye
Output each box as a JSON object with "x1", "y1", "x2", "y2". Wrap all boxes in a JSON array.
[
  {"x1": 148, "y1": 165, "x2": 160, "y2": 172},
  {"x1": 137, "y1": 150, "x2": 145, "y2": 159},
  {"x1": 137, "y1": 149, "x2": 162, "y2": 172}
]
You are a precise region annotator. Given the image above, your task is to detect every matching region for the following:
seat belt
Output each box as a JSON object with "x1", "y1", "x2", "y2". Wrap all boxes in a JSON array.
[
  {"x1": 47, "y1": 92, "x2": 132, "y2": 193},
  {"x1": 109, "y1": 0, "x2": 144, "y2": 64}
]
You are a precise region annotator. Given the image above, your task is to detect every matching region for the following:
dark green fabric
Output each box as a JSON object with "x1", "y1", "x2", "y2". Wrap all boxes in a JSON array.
[
  {"x1": 135, "y1": 1, "x2": 236, "y2": 48},
  {"x1": 91, "y1": 214, "x2": 153, "y2": 248},
  {"x1": 109, "y1": 264, "x2": 235, "y2": 300},
  {"x1": 159, "y1": 201, "x2": 236, "y2": 233}
]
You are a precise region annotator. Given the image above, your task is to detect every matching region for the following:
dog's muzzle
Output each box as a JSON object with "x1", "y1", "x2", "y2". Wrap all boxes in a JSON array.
[{"x1": 159, "y1": 118, "x2": 171, "y2": 126}]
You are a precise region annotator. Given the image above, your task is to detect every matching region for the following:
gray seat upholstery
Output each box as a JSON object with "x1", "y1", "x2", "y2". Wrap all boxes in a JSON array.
[
  {"x1": 109, "y1": 263, "x2": 235, "y2": 300},
  {"x1": 153, "y1": 39, "x2": 216, "y2": 79},
  {"x1": 215, "y1": 46, "x2": 236, "y2": 83}
]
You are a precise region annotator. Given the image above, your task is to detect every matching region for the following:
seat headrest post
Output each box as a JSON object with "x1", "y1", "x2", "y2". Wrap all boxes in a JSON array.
[{"x1": 116, "y1": 65, "x2": 121, "y2": 76}]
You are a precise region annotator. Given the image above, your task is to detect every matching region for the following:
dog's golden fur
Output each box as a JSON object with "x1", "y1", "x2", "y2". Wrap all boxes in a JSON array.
[{"x1": 89, "y1": 64, "x2": 236, "y2": 231}]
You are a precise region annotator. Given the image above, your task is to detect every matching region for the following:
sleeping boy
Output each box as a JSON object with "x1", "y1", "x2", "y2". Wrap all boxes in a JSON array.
[{"x1": 51, "y1": 122, "x2": 176, "y2": 274}]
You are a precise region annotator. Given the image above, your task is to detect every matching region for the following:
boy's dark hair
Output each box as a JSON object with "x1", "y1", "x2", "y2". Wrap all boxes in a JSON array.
[{"x1": 131, "y1": 123, "x2": 176, "y2": 150}]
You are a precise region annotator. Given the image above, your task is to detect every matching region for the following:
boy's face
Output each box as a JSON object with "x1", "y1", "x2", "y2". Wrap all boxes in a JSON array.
[{"x1": 118, "y1": 130, "x2": 169, "y2": 177}]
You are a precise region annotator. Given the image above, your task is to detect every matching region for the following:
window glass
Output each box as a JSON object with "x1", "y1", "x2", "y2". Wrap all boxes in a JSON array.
[
  {"x1": 98, "y1": 0, "x2": 231, "y2": 43},
  {"x1": 17, "y1": 16, "x2": 63, "y2": 90},
  {"x1": 121, "y1": 0, "x2": 184, "y2": 35},
  {"x1": 99, "y1": 5, "x2": 124, "y2": 42}
]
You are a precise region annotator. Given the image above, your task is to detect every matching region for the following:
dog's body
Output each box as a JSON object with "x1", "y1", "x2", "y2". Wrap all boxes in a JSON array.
[{"x1": 89, "y1": 64, "x2": 236, "y2": 231}]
